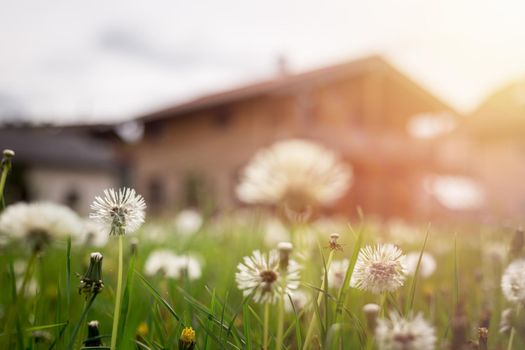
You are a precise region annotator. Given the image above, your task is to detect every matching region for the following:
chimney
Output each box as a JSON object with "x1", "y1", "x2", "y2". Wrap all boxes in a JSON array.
[{"x1": 276, "y1": 55, "x2": 289, "y2": 77}]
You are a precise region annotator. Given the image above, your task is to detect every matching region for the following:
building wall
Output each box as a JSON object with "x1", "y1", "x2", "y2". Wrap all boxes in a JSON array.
[
  {"x1": 129, "y1": 68, "x2": 452, "y2": 220},
  {"x1": 26, "y1": 167, "x2": 118, "y2": 215}
]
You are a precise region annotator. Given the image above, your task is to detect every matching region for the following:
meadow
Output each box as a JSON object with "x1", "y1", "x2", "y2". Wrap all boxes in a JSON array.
[{"x1": 0, "y1": 142, "x2": 523, "y2": 350}]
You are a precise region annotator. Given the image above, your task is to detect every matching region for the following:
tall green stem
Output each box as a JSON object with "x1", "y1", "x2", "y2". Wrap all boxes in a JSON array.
[
  {"x1": 276, "y1": 279, "x2": 286, "y2": 348},
  {"x1": 110, "y1": 235, "x2": 124, "y2": 350},
  {"x1": 0, "y1": 165, "x2": 8, "y2": 204},
  {"x1": 263, "y1": 302, "x2": 270, "y2": 350},
  {"x1": 67, "y1": 293, "x2": 97, "y2": 349},
  {"x1": 507, "y1": 305, "x2": 521, "y2": 350},
  {"x1": 302, "y1": 250, "x2": 335, "y2": 350}
]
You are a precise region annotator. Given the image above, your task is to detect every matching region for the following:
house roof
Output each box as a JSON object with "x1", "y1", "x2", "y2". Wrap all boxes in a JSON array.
[
  {"x1": 138, "y1": 55, "x2": 456, "y2": 123},
  {"x1": 461, "y1": 79, "x2": 525, "y2": 140},
  {"x1": 0, "y1": 127, "x2": 118, "y2": 171}
]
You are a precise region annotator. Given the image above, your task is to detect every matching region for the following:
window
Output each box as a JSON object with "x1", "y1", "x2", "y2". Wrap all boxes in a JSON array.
[{"x1": 148, "y1": 177, "x2": 165, "y2": 208}]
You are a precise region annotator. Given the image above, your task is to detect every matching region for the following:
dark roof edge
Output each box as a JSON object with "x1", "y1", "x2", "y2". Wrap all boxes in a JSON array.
[{"x1": 136, "y1": 55, "x2": 459, "y2": 124}]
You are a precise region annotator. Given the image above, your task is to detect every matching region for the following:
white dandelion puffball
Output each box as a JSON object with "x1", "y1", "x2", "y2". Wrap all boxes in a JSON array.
[
  {"x1": 376, "y1": 312, "x2": 436, "y2": 350},
  {"x1": 501, "y1": 259, "x2": 525, "y2": 304},
  {"x1": 0, "y1": 202, "x2": 83, "y2": 251},
  {"x1": 236, "y1": 139, "x2": 352, "y2": 209},
  {"x1": 81, "y1": 219, "x2": 109, "y2": 247},
  {"x1": 174, "y1": 209, "x2": 203, "y2": 236},
  {"x1": 144, "y1": 250, "x2": 203, "y2": 281},
  {"x1": 144, "y1": 250, "x2": 179, "y2": 277},
  {"x1": 90, "y1": 187, "x2": 146, "y2": 236},
  {"x1": 236, "y1": 249, "x2": 301, "y2": 304},
  {"x1": 264, "y1": 218, "x2": 290, "y2": 247},
  {"x1": 404, "y1": 252, "x2": 437, "y2": 279},
  {"x1": 327, "y1": 259, "x2": 350, "y2": 289},
  {"x1": 173, "y1": 254, "x2": 203, "y2": 280},
  {"x1": 284, "y1": 289, "x2": 309, "y2": 313},
  {"x1": 350, "y1": 244, "x2": 407, "y2": 294}
]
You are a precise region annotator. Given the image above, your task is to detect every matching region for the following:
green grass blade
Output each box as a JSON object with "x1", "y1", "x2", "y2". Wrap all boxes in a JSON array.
[
  {"x1": 334, "y1": 222, "x2": 364, "y2": 322},
  {"x1": 118, "y1": 252, "x2": 136, "y2": 347},
  {"x1": 242, "y1": 302, "x2": 252, "y2": 350},
  {"x1": 405, "y1": 225, "x2": 430, "y2": 315},
  {"x1": 135, "y1": 271, "x2": 182, "y2": 324}
]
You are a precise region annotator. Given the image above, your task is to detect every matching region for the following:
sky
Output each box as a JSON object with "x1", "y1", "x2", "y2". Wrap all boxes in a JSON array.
[{"x1": 1, "y1": 0, "x2": 525, "y2": 125}]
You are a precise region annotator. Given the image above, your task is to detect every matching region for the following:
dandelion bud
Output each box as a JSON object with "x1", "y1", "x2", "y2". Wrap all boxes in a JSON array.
[
  {"x1": 478, "y1": 327, "x2": 488, "y2": 350},
  {"x1": 278, "y1": 242, "x2": 293, "y2": 270},
  {"x1": 130, "y1": 237, "x2": 139, "y2": 256},
  {"x1": 31, "y1": 330, "x2": 52, "y2": 344},
  {"x1": 328, "y1": 233, "x2": 343, "y2": 251},
  {"x1": 83, "y1": 320, "x2": 103, "y2": 347},
  {"x1": 510, "y1": 228, "x2": 524, "y2": 258},
  {"x1": 499, "y1": 308, "x2": 513, "y2": 334},
  {"x1": 79, "y1": 252, "x2": 104, "y2": 298},
  {"x1": 178, "y1": 327, "x2": 196, "y2": 350},
  {"x1": 1, "y1": 149, "x2": 14, "y2": 172},
  {"x1": 363, "y1": 303, "x2": 380, "y2": 331},
  {"x1": 2, "y1": 149, "x2": 14, "y2": 158},
  {"x1": 450, "y1": 302, "x2": 468, "y2": 350}
]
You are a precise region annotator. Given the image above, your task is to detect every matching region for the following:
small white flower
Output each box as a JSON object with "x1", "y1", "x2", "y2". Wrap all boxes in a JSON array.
[
  {"x1": 174, "y1": 209, "x2": 203, "y2": 236},
  {"x1": 501, "y1": 259, "x2": 525, "y2": 304},
  {"x1": 81, "y1": 219, "x2": 109, "y2": 247},
  {"x1": 350, "y1": 244, "x2": 407, "y2": 294},
  {"x1": 144, "y1": 250, "x2": 203, "y2": 281},
  {"x1": 284, "y1": 290, "x2": 309, "y2": 313},
  {"x1": 236, "y1": 139, "x2": 352, "y2": 210},
  {"x1": 90, "y1": 187, "x2": 146, "y2": 236},
  {"x1": 327, "y1": 259, "x2": 350, "y2": 289},
  {"x1": 173, "y1": 254, "x2": 203, "y2": 280},
  {"x1": 0, "y1": 202, "x2": 83, "y2": 251},
  {"x1": 236, "y1": 249, "x2": 301, "y2": 304},
  {"x1": 376, "y1": 312, "x2": 436, "y2": 350},
  {"x1": 404, "y1": 252, "x2": 437, "y2": 279},
  {"x1": 144, "y1": 249, "x2": 179, "y2": 277}
]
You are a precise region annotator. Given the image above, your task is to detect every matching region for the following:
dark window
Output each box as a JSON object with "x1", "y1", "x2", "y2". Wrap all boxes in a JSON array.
[
  {"x1": 148, "y1": 177, "x2": 165, "y2": 207},
  {"x1": 64, "y1": 189, "x2": 80, "y2": 210},
  {"x1": 212, "y1": 108, "x2": 232, "y2": 129}
]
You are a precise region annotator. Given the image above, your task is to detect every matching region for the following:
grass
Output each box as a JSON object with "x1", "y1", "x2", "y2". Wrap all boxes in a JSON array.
[{"x1": 0, "y1": 210, "x2": 523, "y2": 349}]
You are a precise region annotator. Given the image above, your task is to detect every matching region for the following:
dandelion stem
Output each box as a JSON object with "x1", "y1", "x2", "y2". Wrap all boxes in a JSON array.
[
  {"x1": 0, "y1": 165, "x2": 8, "y2": 207},
  {"x1": 302, "y1": 249, "x2": 335, "y2": 350},
  {"x1": 263, "y1": 302, "x2": 270, "y2": 350},
  {"x1": 110, "y1": 235, "x2": 124, "y2": 350},
  {"x1": 276, "y1": 283, "x2": 286, "y2": 349},
  {"x1": 507, "y1": 305, "x2": 521, "y2": 350},
  {"x1": 67, "y1": 293, "x2": 97, "y2": 350},
  {"x1": 380, "y1": 293, "x2": 388, "y2": 317},
  {"x1": 19, "y1": 252, "x2": 37, "y2": 297}
]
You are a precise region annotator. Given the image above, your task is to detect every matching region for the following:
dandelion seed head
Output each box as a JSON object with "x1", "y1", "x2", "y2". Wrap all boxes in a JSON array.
[
  {"x1": 501, "y1": 259, "x2": 525, "y2": 304},
  {"x1": 376, "y1": 312, "x2": 436, "y2": 350},
  {"x1": 404, "y1": 252, "x2": 437, "y2": 279},
  {"x1": 236, "y1": 249, "x2": 301, "y2": 304},
  {"x1": 90, "y1": 187, "x2": 146, "y2": 236},
  {"x1": 236, "y1": 139, "x2": 352, "y2": 210},
  {"x1": 350, "y1": 244, "x2": 407, "y2": 294},
  {"x1": 144, "y1": 250, "x2": 203, "y2": 281},
  {"x1": 174, "y1": 209, "x2": 203, "y2": 236},
  {"x1": 284, "y1": 289, "x2": 309, "y2": 313},
  {"x1": 0, "y1": 202, "x2": 83, "y2": 251},
  {"x1": 327, "y1": 259, "x2": 350, "y2": 289}
]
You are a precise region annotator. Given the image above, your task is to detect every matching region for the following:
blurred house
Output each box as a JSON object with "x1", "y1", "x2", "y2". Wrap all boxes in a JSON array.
[
  {"x1": 455, "y1": 80, "x2": 525, "y2": 224},
  {"x1": 0, "y1": 126, "x2": 120, "y2": 215},
  {"x1": 123, "y1": 55, "x2": 459, "y2": 221}
]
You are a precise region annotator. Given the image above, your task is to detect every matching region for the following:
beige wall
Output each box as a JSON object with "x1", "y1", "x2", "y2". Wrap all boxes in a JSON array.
[
  {"x1": 129, "y1": 69, "x2": 452, "y2": 219},
  {"x1": 26, "y1": 167, "x2": 118, "y2": 215}
]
